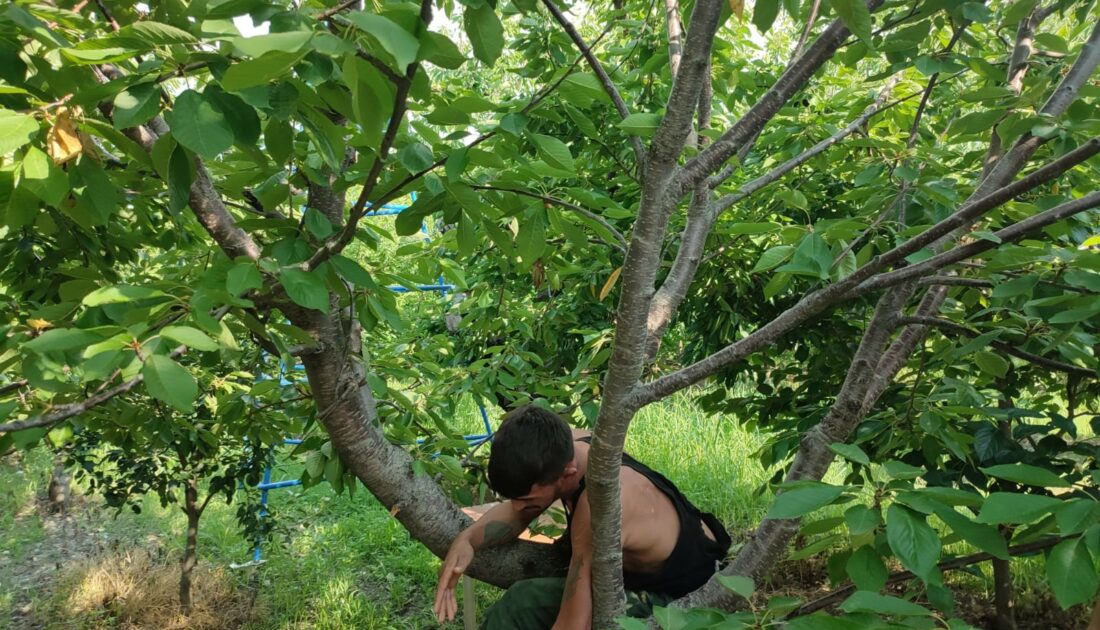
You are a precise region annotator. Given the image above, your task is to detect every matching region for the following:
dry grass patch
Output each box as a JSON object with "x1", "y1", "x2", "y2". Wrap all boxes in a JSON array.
[{"x1": 57, "y1": 549, "x2": 262, "y2": 629}]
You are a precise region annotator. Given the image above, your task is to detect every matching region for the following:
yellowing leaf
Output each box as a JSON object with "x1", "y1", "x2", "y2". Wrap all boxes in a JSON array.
[
  {"x1": 46, "y1": 107, "x2": 83, "y2": 165},
  {"x1": 27, "y1": 318, "x2": 52, "y2": 331},
  {"x1": 729, "y1": 0, "x2": 744, "y2": 19},
  {"x1": 599, "y1": 267, "x2": 622, "y2": 301}
]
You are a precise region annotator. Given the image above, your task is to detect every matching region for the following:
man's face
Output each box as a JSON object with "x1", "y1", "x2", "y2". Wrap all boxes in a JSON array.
[{"x1": 511, "y1": 481, "x2": 559, "y2": 520}]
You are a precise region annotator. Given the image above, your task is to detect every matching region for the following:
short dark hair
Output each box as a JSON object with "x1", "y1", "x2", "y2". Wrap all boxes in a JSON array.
[{"x1": 487, "y1": 406, "x2": 574, "y2": 499}]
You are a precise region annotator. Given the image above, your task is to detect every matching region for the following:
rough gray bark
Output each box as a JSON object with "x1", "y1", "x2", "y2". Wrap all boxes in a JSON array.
[{"x1": 180, "y1": 481, "x2": 200, "y2": 616}]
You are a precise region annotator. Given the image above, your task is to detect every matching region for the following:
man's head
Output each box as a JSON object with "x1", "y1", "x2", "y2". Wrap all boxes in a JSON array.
[{"x1": 488, "y1": 406, "x2": 576, "y2": 514}]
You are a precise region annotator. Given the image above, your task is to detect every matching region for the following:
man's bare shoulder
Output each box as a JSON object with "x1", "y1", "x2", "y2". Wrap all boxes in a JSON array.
[{"x1": 571, "y1": 429, "x2": 591, "y2": 440}]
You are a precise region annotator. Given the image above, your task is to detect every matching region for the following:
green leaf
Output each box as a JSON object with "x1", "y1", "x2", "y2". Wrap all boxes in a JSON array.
[
  {"x1": 112, "y1": 82, "x2": 162, "y2": 130},
  {"x1": 617, "y1": 113, "x2": 662, "y2": 137},
  {"x1": 726, "y1": 222, "x2": 779, "y2": 235},
  {"x1": 752, "y1": 245, "x2": 795, "y2": 273},
  {"x1": 530, "y1": 134, "x2": 575, "y2": 173},
  {"x1": 397, "y1": 142, "x2": 434, "y2": 173},
  {"x1": 1046, "y1": 537, "x2": 1098, "y2": 609},
  {"x1": 931, "y1": 504, "x2": 1009, "y2": 560},
  {"x1": 167, "y1": 144, "x2": 193, "y2": 212},
  {"x1": 977, "y1": 492, "x2": 1063, "y2": 525},
  {"x1": 840, "y1": 591, "x2": 932, "y2": 616},
  {"x1": 973, "y1": 351, "x2": 1009, "y2": 378},
  {"x1": 123, "y1": 21, "x2": 196, "y2": 46},
  {"x1": 716, "y1": 575, "x2": 754, "y2": 599},
  {"x1": 331, "y1": 255, "x2": 377, "y2": 289},
  {"x1": 20, "y1": 146, "x2": 68, "y2": 206},
  {"x1": 83, "y1": 284, "x2": 170, "y2": 306},
  {"x1": 464, "y1": 4, "x2": 504, "y2": 66},
  {"x1": 265, "y1": 119, "x2": 294, "y2": 163},
  {"x1": 204, "y1": 86, "x2": 260, "y2": 146},
  {"x1": 395, "y1": 193, "x2": 442, "y2": 236},
  {"x1": 420, "y1": 31, "x2": 466, "y2": 69},
  {"x1": 991, "y1": 275, "x2": 1038, "y2": 298},
  {"x1": 767, "y1": 482, "x2": 845, "y2": 519},
  {"x1": 221, "y1": 50, "x2": 308, "y2": 91},
  {"x1": 304, "y1": 209, "x2": 334, "y2": 239},
  {"x1": 1002, "y1": 0, "x2": 1039, "y2": 25},
  {"x1": 25, "y1": 329, "x2": 101, "y2": 354},
  {"x1": 846, "y1": 548, "x2": 887, "y2": 591},
  {"x1": 886, "y1": 504, "x2": 941, "y2": 580},
  {"x1": 845, "y1": 505, "x2": 881, "y2": 536},
  {"x1": 231, "y1": 30, "x2": 314, "y2": 57},
  {"x1": 279, "y1": 268, "x2": 330, "y2": 311},
  {"x1": 142, "y1": 354, "x2": 197, "y2": 412},
  {"x1": 227, "y1": 264, "x2": 262, "y2": 297},
  {"x1": 345, "y1": 12, "x2": 420, "y2": 72},
  {"x1": 753, "y1": 0, "x2": 781, "y2": 33},
  {"x1": 0, "y1": 110, "x2": 39, "y2": 156},
  {"x1": 981, "y1": 463, "x2": 1071, "y2": 488},
  {"x1": 777, "y1": 233, "x2": 831, "y2": 280},
  {"x1": 784, "y1": 615, "x2": 854, "y2": 630},
  {"x1": 445, "y1": 147, "x2": 468, "y2": 182},
  {"x1": 164, "y1": 90, "x2": 233, "y2": 159},
  {"x1": 515, "y1": 211, "x2": 546, "y2": 268},
  {"x1": 829, "y1": 442, "x2": 869, "y2": 466},
  {"x1": 829, "y1": 0, "x2": 874, "y2": 47},
  {"x1": 161, "y1": 326, "x2": 220, "y2": 351}
]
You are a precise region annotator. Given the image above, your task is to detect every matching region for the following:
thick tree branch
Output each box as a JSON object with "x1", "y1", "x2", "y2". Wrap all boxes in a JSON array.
[
  {"x1": 678, "y1": 288, "x2": 912, "y2": 610},
  {"x1": 647, "y1": 0, "x2": 724, "y2": 168},
  {"x1": 638, "y1": 138, "x2": 1100, "y2": 404},
  {"x1": 899, "y1": 316, "x2": 1095, "y2": 378},
  {"x1": 540, "y1": 0, "x2": 646, "y2": 165},
  {"x1": 862, "y1": 190, "x2": 1100, "y2": 292},
  {"x1": 304, "y1": 0, "x2": 430, "y2": 272},
  {"x1": 789, "y1": 0, "x2": 822, "y2": 64},
  {"x1": 916, "y1": 276, "x2": 992, "y2": 288},
  {"x1": 367, "y1": 36, "x2": 603, "y2": 211},
  {"x1": 471, "y1": 185, "x2": 628, "y2": 253},
  {"x1": 791, "y1": 535, "x2": 1069, "y2": 617},
  {"x1": 0, "y1": 305, "x2": 233, "y2": 434},
  {"x1": 710, "y1": 75, "x2": 905, "y2": 213},
  {"x1": 584, "y1": 0, "x2": 729, "y2": 621},
  {"x1": 978, "y1": 19, "x2": 1100, "y2": 196},
  {"x1": 669, "y1": 0, "x2": 886, "y2": 197},
  {"x1": 983, "y1": 4, "x2": 1057, "y2": 179}
]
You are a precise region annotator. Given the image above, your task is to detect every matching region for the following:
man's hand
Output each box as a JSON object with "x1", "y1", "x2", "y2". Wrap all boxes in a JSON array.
[{"x1": 434, "y1": 536, "x2": 474, "y2": 623}]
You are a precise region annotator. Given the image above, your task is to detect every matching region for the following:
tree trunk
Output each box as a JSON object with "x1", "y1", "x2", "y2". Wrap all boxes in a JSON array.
[
  {"x1": 180, "y1": 481, "x2": 201, "y2": 616},
  {"x1": 46, "y1": 454, "x2": 69, "y2": 514},
  {"x1": 992, "y1": 555, "x2": 1016, "y2": 630},
  {"x1": 1088, "y1": 594, "x2": 1100, "y2": 630},
  {"x1": 993, "y1": 417, "x2": 1016, "y2": 630},
  {"x1": 293, "y1": 308, "x2": 567, "y2": 587}
]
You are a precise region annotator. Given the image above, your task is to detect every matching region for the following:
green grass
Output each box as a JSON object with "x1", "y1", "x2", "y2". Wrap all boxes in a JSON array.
[{"x1": 0, "y1": 449, "x2": 50, "y2": 622}]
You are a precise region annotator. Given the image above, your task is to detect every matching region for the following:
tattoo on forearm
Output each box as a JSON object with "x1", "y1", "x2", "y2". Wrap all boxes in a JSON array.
[
  {"x1": 563, "y1": 556, "x2": 584, "y2": 601},
  {"x1": 482, "y1": 521, "x2": 515, "y2": 547}
]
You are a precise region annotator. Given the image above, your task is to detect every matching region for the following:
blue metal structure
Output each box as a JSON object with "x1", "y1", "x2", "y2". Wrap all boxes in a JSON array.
[{"x1": 242, "y1": 202, "x2": 493, "y2": 566}]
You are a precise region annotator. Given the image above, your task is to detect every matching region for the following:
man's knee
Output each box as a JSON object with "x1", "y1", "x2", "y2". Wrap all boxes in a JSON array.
[{"x1": 480, "y1": 578, "x2": 565, "y2": 630}]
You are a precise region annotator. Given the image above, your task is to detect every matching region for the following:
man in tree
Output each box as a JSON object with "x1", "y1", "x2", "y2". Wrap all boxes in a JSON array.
[{"x1": 434, "y1": 406, "x2": 731, "y2": 628}]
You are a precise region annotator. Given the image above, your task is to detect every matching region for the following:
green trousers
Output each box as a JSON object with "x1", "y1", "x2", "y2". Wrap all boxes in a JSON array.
[{"x1": 479, "y1": 577, "x2": 669, "y2": 630}]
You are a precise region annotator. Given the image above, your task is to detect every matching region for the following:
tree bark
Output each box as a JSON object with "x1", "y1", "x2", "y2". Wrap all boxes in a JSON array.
[{"x1": 180, "y1": 481, "x2": 201, "y2": 616}]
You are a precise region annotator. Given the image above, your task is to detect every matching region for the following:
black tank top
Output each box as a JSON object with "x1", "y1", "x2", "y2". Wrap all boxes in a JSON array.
[{"x1": 562, "y1": 437, "x2": 732, "y2": 598}]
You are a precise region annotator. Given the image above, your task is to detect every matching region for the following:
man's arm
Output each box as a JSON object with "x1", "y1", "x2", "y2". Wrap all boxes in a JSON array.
[
  {"x1": 552, "y1": 495, "x2": 593, "y2": 630},
  {"x1": 434, "y1": 502, "x2": 535, "y2": 623}
]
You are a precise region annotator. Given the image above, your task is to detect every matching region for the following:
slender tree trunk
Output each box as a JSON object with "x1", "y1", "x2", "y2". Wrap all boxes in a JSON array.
[
  {"x1": 992, "y1": 554, "x2": 1015, "y2": 629},
  {"x1": 47, "y1": 453, "x2": 69, "y2": 514},
  {"x1": 1088, "y1": 594, "x2": 1100, "y2": 630},
  {"x1": 180, "y1": 481, "x2": 201, "y2": 616}
]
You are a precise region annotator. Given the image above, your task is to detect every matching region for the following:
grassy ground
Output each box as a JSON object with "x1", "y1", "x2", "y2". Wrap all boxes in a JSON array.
[{"x1": 0, "y1": 396, "x2": 1088, "y2": 629}]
